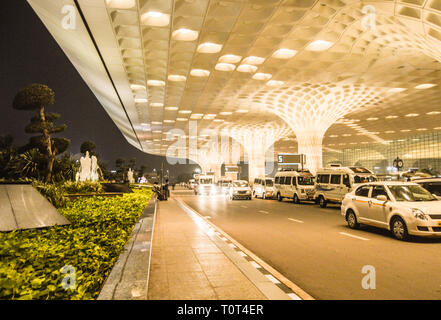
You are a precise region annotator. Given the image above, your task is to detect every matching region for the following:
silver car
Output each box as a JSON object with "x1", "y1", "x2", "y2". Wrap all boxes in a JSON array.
[{"x1": 341, "y1": 181, "x2": 441, "y2": 240}]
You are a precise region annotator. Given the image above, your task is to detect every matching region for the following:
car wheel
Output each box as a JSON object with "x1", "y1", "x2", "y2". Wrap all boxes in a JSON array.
[
  {"x1": 391, "y1": 217, "x2": 409, "y2": 241},
  {"x1": 254, "y1": 192, "x2": 258, "y2": 198},
  {"x1": 346, "y1": 210, "x2": 359, "y2": 229},
  {"x1": 293, "y1": 194, "x2": 300, "y2": 204},
  {"x1": 277, "y1": 193, "x2": 283, "y2": 202},
  {"x1": 319, "y1": 196, "x2": 327, "y2": 208}
]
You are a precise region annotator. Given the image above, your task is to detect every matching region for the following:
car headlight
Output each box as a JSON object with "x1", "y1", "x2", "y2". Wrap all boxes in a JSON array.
[{"x1": 412, "y1": 208, "x2": 427, "y2": 220}]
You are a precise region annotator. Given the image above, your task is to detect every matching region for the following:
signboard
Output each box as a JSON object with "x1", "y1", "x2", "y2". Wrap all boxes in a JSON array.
[
  {"x1": 225, "y1": 166, "x2": 239, "y2": 173},
  {"x1": 277, "y1": 154, "x2": 306, "y2": 165}
]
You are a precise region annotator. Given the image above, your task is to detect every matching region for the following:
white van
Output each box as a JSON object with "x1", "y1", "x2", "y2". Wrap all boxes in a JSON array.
[
  {"x1": 314, "y1": 166, "x2": 377, "y2": 207},
  {"x1": 274, "y1": 170, "x2": 315, "y2": 203},
  {"x1": 252, "y1": 177, "x2": 275, "y2": 199},
  {"x1": 195, "y1": 175, "x2": 216, "y2": 195}
]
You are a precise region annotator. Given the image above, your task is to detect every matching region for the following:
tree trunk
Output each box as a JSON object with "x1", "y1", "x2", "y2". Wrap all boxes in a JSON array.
[{"x1": 40, "y1": 106, "x2": 53, "y2": 182}]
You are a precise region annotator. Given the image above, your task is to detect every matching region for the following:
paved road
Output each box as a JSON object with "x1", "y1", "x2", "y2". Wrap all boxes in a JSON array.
[{"x1": 178, "y1": 194, "x2": 441, "y2": 300}]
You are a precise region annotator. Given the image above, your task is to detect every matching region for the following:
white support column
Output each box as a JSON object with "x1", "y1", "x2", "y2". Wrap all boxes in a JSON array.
[{"x1": 295, "y1": 132, "x2": 324, "y2": 175}]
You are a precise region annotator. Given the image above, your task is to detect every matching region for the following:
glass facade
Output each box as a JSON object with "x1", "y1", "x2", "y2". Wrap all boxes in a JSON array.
[{"x1": 323, "y1": 131, "x2": 441, "y2": 175}]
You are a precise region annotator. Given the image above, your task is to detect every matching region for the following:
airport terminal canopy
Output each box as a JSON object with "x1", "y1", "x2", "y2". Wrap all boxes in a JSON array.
[{"x1": 28, "y1": 0, "x2": 441, "y2": 175}]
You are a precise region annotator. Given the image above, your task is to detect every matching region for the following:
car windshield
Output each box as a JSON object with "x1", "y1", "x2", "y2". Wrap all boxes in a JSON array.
[
  {"x1": 298, "y1": 176, "x2": 314, "y2": 185},
  {"x1": 199, "y1": 179, "x2": 213, "y2": 184},
  {"x1": 265, "y1": 179, "x2": 274, "y2": 186},
  {"x1": 388, "y1": 185, "x2": 437, "y2": 202},
  {"x1": 233, "y1": 181, "x2": 249, "y2": 187}
]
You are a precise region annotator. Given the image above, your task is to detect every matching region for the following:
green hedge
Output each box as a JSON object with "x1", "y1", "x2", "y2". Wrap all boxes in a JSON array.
[{"x1": 0, "y1": 188, "x2": 152, "y2": 300}]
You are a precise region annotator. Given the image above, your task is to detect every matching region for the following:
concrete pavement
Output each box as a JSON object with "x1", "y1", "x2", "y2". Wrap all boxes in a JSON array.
[{"x1": 147, "y1": 189, "x2": 300, "y2": 300}]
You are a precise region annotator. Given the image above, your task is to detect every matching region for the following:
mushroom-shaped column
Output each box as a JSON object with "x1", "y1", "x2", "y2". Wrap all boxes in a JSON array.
[
  {"x1": 252, "y1": 84, "x2": 383, "y2": 174},
  {"x1": 222, "y1": 122, "x2": 292, "y2": 182}
]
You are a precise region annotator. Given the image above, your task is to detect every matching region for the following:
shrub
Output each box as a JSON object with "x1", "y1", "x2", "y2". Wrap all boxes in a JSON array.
[
  {"x1": 62, "y1": 181, "x2": 104, "y2": 195},
  {"x1": 0, "y1": 189, "x2": 152, "y2": 300},
  {"x1": 32, "y1": 181, "x2": 67, "y2": 208}
]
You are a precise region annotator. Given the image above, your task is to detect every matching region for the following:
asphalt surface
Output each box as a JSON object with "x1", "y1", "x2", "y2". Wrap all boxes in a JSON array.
[{"x1": 177, "y1": 193, "x2": 441, "y2": 300}]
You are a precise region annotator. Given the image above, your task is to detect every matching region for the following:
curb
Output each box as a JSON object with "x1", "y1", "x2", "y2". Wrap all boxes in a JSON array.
[
  {"x1": 97, "y1": 196, "x2": 157, "y2": 300},
  {"x1": 175, "y1": 198, "x2": 315, "y2": 300}
]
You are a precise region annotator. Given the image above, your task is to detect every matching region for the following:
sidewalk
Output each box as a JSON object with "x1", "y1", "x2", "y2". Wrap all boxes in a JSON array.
[{"x1": 147, "y1": 192, "x2": 266, "y2": 299}]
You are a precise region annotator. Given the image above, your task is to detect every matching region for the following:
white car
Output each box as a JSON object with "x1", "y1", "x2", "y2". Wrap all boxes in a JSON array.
[
  {"x1": 341, "y1": 181, "x2": 441, "y2": 240},
  {"x1": 230, "y1": 180, "x2": 252, "y2": 200},
  {"x1": 252, "y1": 177, "x2": 275, "y2": 199}
]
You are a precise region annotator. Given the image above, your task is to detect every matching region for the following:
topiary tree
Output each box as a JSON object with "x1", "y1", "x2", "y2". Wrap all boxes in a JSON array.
[
  {"x1": 13, "y1": 84, "x2": 70, "y2": 182},
  {"x1": 80, "y1": 140, "x2": 96, "y2": 155}
]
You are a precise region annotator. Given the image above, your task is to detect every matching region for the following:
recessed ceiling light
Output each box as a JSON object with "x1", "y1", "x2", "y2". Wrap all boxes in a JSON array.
[
  {"x1": 415, "y1": 83, "x2": 436, "y2": 89},
  {"x1": 219, "y1": 112, "x2": 233, "y2": 116},
  {"x1": 236, "y1": 109, "x2": 248, "y2": 113},
  {"x1": 386, "y1": 115, "x2": 398, "y2": 119},
  {"x1": 141, "y1": 11, "x2": 170, "y2": 27},
  {"x1": 152, "y1": 130, "x2": 162, "y2": 133},
  {"x1": 272, "y1": 48, "x2": 297, "y2": 59},
  {"x1": 105, "y1": 0, "x2": 135, "y2": 9},
  {"x1": 266, "y1": 80, "x2": 284, "y2": 87},
  {"x1": 176, "y1": 118, "x2": 188, "y2": 121},
  {"x1": 252, "y1": 73, "x2": 272, "y2": 81},
  {"x1": 178, "y1": 110, "x2": 192, "y2": 114},
  {"x1": 165, "y1": 106, "x2": 179, "y2": 111},
  {"x1": 306, "y1": 40, "x2": 333, "y2": 51},
  {"x1": 427, "y1": 111, "x2": 441, "y2": 115},
  {"x1": 215, "y1": 63, "x2": 236, "y2": 72},
  {"x1": 242, "y1": 56, "x2": 265, "y2": 65},
  {"x1": 163, "y1": 120, "x2": 175, "y2": 123},
  {"x1": 151, "y1": 121, "x2": 162, "y2": 125},
  {"x1": 190, "y1": 69, "x2": 210, "y2": 77},
  {"x1": 417, "y1": 128, "x2": 427, "y2": 131},
  {"x1": 342, "y1": 134, "x2": 351, "y2": 137},
  {"x1": 150, "y1": 103, "x2": 164, "y2": 107},
  {"x1": 367, "y1": 117, "x2": 378, "y2": 121},
  {"x1": 400, "y1": 129, "x2": 411, "y2": 132},
  {"x1": 218, "y1": 54, "x2": 242, "y2": 64},
  {"x1": 329, "y1": 135, "x2": 338, "y2": 138},
  {"x1": 134, "y1": 98, "x2": 148, "y2": 103},
  {"x1": 405, "y1": 113, "x2": 419, "y2": 117},
  {"x1": 385, "y1": 131, "x2": 395, "y2": 133},
  {"x1": 197, "y1": 42, "x2": 222, "y2": 53},
  {"x1": 130, "y1": 84, "x2": 145, "y2": 90},
  {"x1": 236, "y1": 64, "x2": 257, "y2": 73},
  {"x1": 388, "y1": 88, "x2": 406, "y2": 93},
  {"x1": 213, "y1": 119, "x2": 224, "y2": 122},
  {"x1": 168, "y1": 75, "x2": 186, "y2": 82},
  {"x1": 172, "y1": 28, "x2": 198, "y2": 41},
  {"x1": 147, "y1": 80, "x2": 165, "y2": 87},
  {"x1": 434, "y1": 127, "x2": 441, "y2": 130}
]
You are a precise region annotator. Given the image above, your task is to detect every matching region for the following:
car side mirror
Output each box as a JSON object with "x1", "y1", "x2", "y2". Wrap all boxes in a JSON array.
[{"x1": 376, "y1": 195, "x2": 387, "y2": 202}]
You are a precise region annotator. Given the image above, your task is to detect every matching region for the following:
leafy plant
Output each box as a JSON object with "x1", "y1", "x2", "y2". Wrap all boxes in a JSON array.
[{"x1": 0, "y1": 189, "x2": 152, "y2": 300}]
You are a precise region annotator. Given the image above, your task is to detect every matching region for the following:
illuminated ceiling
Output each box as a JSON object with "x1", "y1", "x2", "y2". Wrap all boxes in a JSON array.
[{"x1": 28, "y1": 0, "x2": 441, "y2": 172}]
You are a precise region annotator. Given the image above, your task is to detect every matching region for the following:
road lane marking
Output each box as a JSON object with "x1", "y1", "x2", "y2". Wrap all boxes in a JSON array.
[
  {"x1": 251, "y1": 261, "x2": 262, "y2": 269},
  {"x1": 238, "y1": 251, "x2": 247, "y2": 257},
  {"x1": 258, "y1": 210, "x2": 269, "y2": 214},
  {"x1": 288, "y1": 293, "x2": 302, "y2": 300},
  {"x1": 266, "y1": 274, "x2": 281, "y2": 284},
  {"x1": 288, "y1": 218, "x2": 304, "y2": 223},
  {"x1": 173, "y1": 197, "x2": 315, "y2": 300},
  {"x1": 339, "y1": 232, "x2": 369, "y2": 241}
]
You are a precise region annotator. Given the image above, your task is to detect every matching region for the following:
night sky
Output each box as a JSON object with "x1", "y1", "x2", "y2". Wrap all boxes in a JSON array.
[{"x1": 0, "y1": 1, "x2": 199, "y2": 179}]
